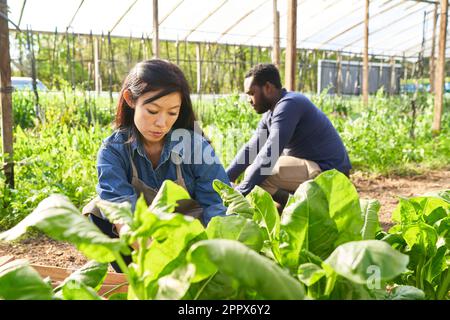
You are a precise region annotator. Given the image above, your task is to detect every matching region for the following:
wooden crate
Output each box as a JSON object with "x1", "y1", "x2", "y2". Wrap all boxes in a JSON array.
[{"x1": 0, "y1": 255, "x2": 128, "y2": 298}]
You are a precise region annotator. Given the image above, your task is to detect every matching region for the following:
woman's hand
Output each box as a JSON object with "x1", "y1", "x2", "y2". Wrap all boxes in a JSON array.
[{"x1": 114, "y1": 223, "x2": 151, "y2": 251}]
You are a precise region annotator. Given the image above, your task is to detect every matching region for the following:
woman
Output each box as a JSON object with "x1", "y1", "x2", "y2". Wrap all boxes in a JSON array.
[{"x1": 84, "y1": 59, "x2": 230, "y2": 271}]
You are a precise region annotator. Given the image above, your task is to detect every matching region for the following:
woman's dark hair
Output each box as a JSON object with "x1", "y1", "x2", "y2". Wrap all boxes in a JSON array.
[
  {"x1": 245, "y1": 63, "x2": 282, "y2": 89},
  {"x1": 115, "y1": 59, "x2": 197, "y2": 136}
]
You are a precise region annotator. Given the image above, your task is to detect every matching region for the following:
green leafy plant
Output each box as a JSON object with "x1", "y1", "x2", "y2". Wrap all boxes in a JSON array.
[{"x1": 381, "y1": 190, "x2": 450, "y2": 299}]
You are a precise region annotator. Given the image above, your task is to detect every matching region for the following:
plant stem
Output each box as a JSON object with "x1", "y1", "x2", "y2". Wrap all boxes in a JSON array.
[
  {"x1": 113, "y1": 252, "x2": 129, "y2": 275},
  {"x1": 436, "y1": 269, "x2": 450, "y2": 300},
  {"x1": 102, "y1": 282, "x2": 128, "y2": 298},
  {"x1": 193, "y1": 272, "x2": 217, "y2": 300}
]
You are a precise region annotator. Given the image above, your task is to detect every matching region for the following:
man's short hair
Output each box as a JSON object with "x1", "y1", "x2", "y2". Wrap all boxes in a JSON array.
[{"x1": 245, "y1": 64, "x2": 282, "y2": 89}]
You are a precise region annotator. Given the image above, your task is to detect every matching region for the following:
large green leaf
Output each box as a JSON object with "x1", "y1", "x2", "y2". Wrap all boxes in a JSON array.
[
  {"x1": 313, "y1": 170, "x2": 363, "y2": 245},
  {"x1": 186, "y1": 272, "x2": 239, "y2": 300},
  {"x1": 327, "y1": 277, "x2": 376, "y2": 300},
  {"x1": 293, "y1": 180, "x2": 339, "y2": 259},
  {"x1": 154, "y1": 263, "x2": 196, "y2": 300},
  {"x1": 0, "y1": 195, "x2": 127, "y2": 263},
  {"x1": 392, "y1": 194, "x2": 450, "y2": 226},
  {"x1": 426, "y1": 245, "x2": 447, "y2": 285},
  {"x1": 385, "y1": 285, "x2": 425, "y2": 300},
  {"x1": 360, "y1": 199, "x2": 381, "y2": 240},
  {"x1": 403, "y1": 222, "x2": 438, "y2": 257},
  {"x1": 95, "y1": 199, "x2": 134, "y2": 231},
  {"x1": 54, "y1": 260, "x2": 108, "y2": 292},
  {"x1": 61, "y1": 280, "x2": 103, "y2": 300},
  {"x1": 324, "y1": 240, "x2": 409, "y2": 284},
  {"x1": 247, "y1": 186, "x2": 280, "y2": 242},
  {"x1": 143, "y1": 217, "x2": 206, "y2": 284},
  {"x1": 187, "y1": 239, "x2": 305, "y2": 300},
  {"x1": 435, "y1": 217, "x2": 450, "y2": 249},
  {"x1": 297, "y1": 263, "x2": 327, "y2": 287},
  {"x1": 206, "y1": 215, "x2": 263, "y2": 252},
  {"x1": 279, "y1": 191, "x2": 309, "y2": 271},
  {"x1": 149, "y1": 180, "x2": 192, "y2": 214},
  {"x1": 0, "y1": 260, "x2": 54, "y2": 300},
  {"x1": 391, "y1": 197, "x2": 419, "y2": 224},
  {"x1": 212, "y1": 179, "x2": 254, "y2": 219}
]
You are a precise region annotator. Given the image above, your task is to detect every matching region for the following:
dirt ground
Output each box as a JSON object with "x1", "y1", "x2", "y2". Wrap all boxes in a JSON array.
[{"x1": 1, "y1": 170, "x2": 449, "y2": 270}]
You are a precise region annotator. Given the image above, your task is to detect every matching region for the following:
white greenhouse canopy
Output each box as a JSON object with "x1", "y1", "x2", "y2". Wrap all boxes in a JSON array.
[{"x1": 5, "y1": 0, "x2": 449, "y2": 58}]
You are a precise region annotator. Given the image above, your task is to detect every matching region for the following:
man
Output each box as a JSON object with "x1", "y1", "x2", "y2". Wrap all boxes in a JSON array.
[{"x1": 226, "y1": 63, "x2": 351, "y2": 209}]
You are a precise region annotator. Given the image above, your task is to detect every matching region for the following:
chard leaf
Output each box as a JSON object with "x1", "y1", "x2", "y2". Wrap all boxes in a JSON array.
[
  {"x1": 434, "y1": 217, "x2": 450, "y2": 249},
  {"x1": 280, "y1": 191, "x2": 309, "y2": 271},
  {"x1": 391, "y1": 197, "x2": 419, "y2": 224},
  {"x1": 187, "y1": 239, "x2": 305, "y2": 300},
  {"x1": 185, "y1": 271, "x2": 239, "y2": 300},
  {"x1": 297, "y1": 263, "x2": 327, "y2": 287},
  {"x1": 206, "y1": 215, "x2": 263, "y2": 252},
  {"x1": 324, "y1": 240, "x2": 409, "y2": 284},
  {"x1": 293, "y1": 180, "x2": 339, "y2": 259},
  {"x1": 328, "y1": 277, "x2": 377, "y2": 300},
  {"x1": 403, "y1": 222, "x2": 438, "y2": 257},
  {"x1": 0, "y1": 260, "x2": 54, "y2": 300},
  {"x1": 386, "y1": 285, "x2": 425, "y2": 300},
  {"x1": 149, "y1": 180, "x2": 192, "y2": 214},
  {"x1": 143, "y1": 217, "x2": 206, "y2": 284},
  {"x1": 95, "y1": 199, "x2": 134, "y2": 231},
  {"x1": 0, "y1": 195, "x2": 127, "y2": 263},
  {"x1": 360, "y1": 199, "x2": 381, "y2": 240},
  {"x1": 155, "y1": 263, "x2": 196, "y2": 300},
  {"x1": 247, "y1": 186, "x2": 280, "y2": 242},
  {"x1": 426, "y1": 245, "x2": 447, "y2": 285},
  {"x1": 313, "y1": 170, "x2": 363, "y2": 245},
  {"x1": 61, "y1": 280, "x2": 103, "y2": 300},
  {"x1": 54, "y1": 261, "x2": 108, "y2": 292},
  {"x1": 212, "y1": 179, "x2": 254, "y2": 219}
]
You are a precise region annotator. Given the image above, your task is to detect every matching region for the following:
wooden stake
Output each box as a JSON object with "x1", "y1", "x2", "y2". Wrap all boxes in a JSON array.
[
  {"x1": 390, "y1": 57, "x2": 397, "y2": 95},
  {"x1": 196, "y1": 43, "x2": 202, "y2": 93},
  {"x1": 285, "y1": 0, "x2": 297, "y2": 91},
  {"x1": 94, "y1": 37, "x2": 101, "y2": 95},
  {"x1": 153, "y1": 0, "x2": 159, "y2": 58},
  {"x1": 272, "y1": 0, "x2": 280, "y2": 69},
  {"x1": 336, "y1": 52, "x2": 343, "y2": 95},
  {"x1": 432, "y1": 0, "x2": 448, "y2": 134},
  {"x1": 429, "y1": 3, "x2": 438, "y2": 93},
  {"x1": 0, "y1": 0, "x2": 14, "y2": 188},
  {"x1": 362, "y1": 0, "x2": 369, "y2": 106}
]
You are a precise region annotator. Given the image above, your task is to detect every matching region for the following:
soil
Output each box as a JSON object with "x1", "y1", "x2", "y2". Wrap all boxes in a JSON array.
[{"x1": 0, "y1": 170, "x2": 449, "y2": 270}]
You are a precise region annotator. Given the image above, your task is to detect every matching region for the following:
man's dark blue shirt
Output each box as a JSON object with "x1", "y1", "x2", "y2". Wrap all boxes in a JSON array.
[{"x1": 226, "y1": 89, "x2": 351, "y2": 195}]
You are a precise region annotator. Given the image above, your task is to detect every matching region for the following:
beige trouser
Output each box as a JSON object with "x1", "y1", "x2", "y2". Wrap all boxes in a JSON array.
[{"x1": 245, "y1": 156, "x2": 322, "y2": 195}]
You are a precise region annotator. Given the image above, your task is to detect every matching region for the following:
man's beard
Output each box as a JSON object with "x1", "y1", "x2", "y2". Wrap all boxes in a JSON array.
[{"x1": 254, "y1": 94, "x2": 272, "y2": 114}]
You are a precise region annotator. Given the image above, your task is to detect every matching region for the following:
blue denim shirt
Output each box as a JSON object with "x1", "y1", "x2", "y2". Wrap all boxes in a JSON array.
[{"x1": 96, "y1": 128, "x2": 230, "y2": 225}]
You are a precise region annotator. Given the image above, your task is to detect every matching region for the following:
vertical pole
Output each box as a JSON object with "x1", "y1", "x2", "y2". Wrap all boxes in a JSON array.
[
  {"x1": 0, "y1": 0, "x2": 14, "y2": 188},
  {"x1": 153, "y1": 0, "x2": 159, "y2": 58},
  {"x1": 432, "y1": 0, "x2": 448, "y2": 134},
  {"x1": 51, "y1": 27, "x2": 58, "y2": 89},
  {"x1": 429, "y1": 3, "x2": 438, "y2": 93},
  {"x1": 176, "y1": 37, "x2": 180, "y2": 65},
  {"x1": 362, "y1": 0, "x2": 369, "y2": 106},
  {"x1": 94, "y1": 37, "x2": 101, "y2": 95},
  {"x1": 390, "y1": 56, "x2": 396, "y2": 95},
  {"x1": 272, "y1": 0, "x2": 280, "y2": 69},
  {"x1": 196, "y1": 42, "x2": 201, "y2": 93},
  {"x1": 285, "y1": 0, "x2": 297, "y2": 91},
  {"x1": 336, "y1": 51, "x2": 342, "y2": 95},
  {"x1": 107, "y1": 32, "x2": 113, "y2": 109}
]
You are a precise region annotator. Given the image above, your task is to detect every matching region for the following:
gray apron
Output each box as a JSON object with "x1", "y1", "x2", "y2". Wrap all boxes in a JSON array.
[{"x1": 82, "y1": 144, "x2": 203, "y2": 220}]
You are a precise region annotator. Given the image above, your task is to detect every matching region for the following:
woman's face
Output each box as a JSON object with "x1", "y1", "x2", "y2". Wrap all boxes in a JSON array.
[{"x1": 129, "y1": 90, "x2": 182, "y2": 144}]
